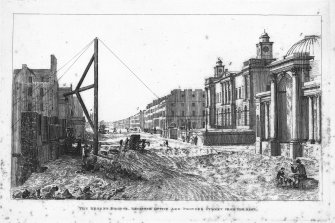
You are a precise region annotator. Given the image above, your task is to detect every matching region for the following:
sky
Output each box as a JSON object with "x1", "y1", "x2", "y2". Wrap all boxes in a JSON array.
[{"x1": 13, "y1": 14, "x2": 321, "y2": 122}]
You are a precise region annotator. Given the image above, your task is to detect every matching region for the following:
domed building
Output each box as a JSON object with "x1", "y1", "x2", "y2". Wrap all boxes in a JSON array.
[
  {"x1": 204, "y1": 33, "x2": 321, "y2": 159},
  {"x1": 255, "y1": 34, "x2": 321, "y2": 158}
]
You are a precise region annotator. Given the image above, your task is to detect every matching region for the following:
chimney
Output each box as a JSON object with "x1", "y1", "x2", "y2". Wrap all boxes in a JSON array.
[
  {"x1": 50, "y1": 55, "x2": 57, "y2": 72},
  {"x1": 22, "y1": 64, "x2": 27, "y2": 69}
]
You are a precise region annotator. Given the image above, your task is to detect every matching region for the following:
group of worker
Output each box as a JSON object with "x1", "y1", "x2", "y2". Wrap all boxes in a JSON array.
[
  {"x1": 276, "y1": 159, "x2": 308, "y2": 188},
  {"x1": 182, "y1": 135, "x2": 198, "y2": 145}
]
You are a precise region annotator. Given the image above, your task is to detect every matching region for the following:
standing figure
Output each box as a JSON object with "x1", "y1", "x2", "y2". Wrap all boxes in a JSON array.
[
  {"x1": 124, "y1": 137, "x2": 129, "y2": 150},
  {"x1": 194, "y1": 136, "x2": 198, "y2": 146}
]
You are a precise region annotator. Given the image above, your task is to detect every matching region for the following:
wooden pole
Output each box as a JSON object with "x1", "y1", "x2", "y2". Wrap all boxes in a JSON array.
[{"x1": 93, "y1": 38, "x2": 99, "y2": 155}]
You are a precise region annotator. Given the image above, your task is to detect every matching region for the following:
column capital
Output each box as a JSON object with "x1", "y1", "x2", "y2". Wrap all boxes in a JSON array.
[
  {"x1": 291, "y1": 67, "x2": 300, "y2": 76},
  {"x1": 269, "y1": 73, "x2": 278, "y2": 82},
  {"x1": 303, "y1": 65, "x2": 312, "y2": 72}
]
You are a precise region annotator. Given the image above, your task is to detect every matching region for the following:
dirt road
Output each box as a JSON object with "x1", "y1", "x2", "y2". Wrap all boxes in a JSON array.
[{"x1": 12, "y1": 132, "x2": 319, "y2": 200}]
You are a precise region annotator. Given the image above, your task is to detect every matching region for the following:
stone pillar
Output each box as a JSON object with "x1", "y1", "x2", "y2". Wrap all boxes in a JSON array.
[
  {"x1": 308, "y1": 96, "x2": 315, "y2": 143},
  {"x1": 221, "y1": 82, "x2": 226, "y2": 105},
  {"x1": 225, "y1": 82, "x2": 228, "y2": 104},
  {"x1": 264, "y1": 102, "x2": 269, "y2": 140},
  {"x1": 244, "y1": 75, "x2": 248, "y2": 99},
  {"x1": 316, "y1": 95, "x2": 321, "y2": 143},
  {"x1": 290, "y1": 68, "x2": 302, "y2": 159},
  {"x1": 229, "y1": 78, "x2": 236, "y2": 129},
  {"x1": 269, "y1": 73, "x2": 279, "y2": 156},
  {"x1": 255, "y1": 98, "x2": 262, "y2": 154},
  {"x1": 228, "y1": 82, "x2": 231, "y2": 104}
]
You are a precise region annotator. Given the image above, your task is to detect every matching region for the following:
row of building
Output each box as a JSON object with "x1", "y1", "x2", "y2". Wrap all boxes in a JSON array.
[
  {"x1": 11, "y1": 55, "x2": 85, "y2": 186},
  {"x1": 204, "y1": 32, "x2": 321, "y2": 158},
  {"x1": 113, "y1": 32, "x2": 321, "y2": 159},
  {"x1": 112, "y1": 89, "x2": 206, "y2": 135}
]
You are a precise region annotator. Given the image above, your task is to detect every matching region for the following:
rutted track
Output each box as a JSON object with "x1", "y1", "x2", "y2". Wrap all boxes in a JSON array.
[{"x1": 99, "y1": 150, "x2": 239, "y2": 200}]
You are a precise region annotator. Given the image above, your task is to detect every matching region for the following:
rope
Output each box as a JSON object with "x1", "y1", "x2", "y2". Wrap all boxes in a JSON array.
[
  {"x1": 98, "y1": 38, "x2": 160, "y2": 99},
  {"x1": 13, "y1": 40, "x2": 94, "y2": 107},
  {"x1": 11, "y1": 40, "x2": 94, "y2": 129}
]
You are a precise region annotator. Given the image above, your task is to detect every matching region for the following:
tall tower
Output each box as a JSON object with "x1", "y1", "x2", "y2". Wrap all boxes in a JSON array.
[
  {"x1": 256, "y1": 30, "x2": 273, "y2": 60},
  {"x1": 214, "y1": 58, "x2": 225, "y2": 77}
]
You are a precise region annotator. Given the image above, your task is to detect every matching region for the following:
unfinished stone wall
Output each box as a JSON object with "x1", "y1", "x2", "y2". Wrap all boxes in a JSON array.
[
  {"x1": 15, "y1": 112, "x2": 40, "y2": 185},
  {"x1": 12, "y1": 111, "x2": 68, "y2": 186}
]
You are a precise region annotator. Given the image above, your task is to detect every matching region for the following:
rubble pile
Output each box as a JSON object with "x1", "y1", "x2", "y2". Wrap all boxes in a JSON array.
[
  {"x1": 12, "y1": 132, "x2": 319, "y2": 201},
  {"x1": 182, "y1": 150, "x2": 319, "y2": 200}
]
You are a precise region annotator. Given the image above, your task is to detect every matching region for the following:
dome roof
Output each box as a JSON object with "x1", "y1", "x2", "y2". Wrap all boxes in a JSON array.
[
  {"x1": 286, "y1": 35, "x2": 320, "y2": 57},
  {"x1": 260, "y1": 32, "x2": 269, "y2": 39},
  {"x1": 216, "y1": 57, "x2": 223, "y2": 66}
]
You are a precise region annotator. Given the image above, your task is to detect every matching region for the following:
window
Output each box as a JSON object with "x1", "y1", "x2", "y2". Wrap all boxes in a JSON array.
[
  {"x1": 171, "y1": 111, "x2": 174, "y2": 116},
  {"x1": 171, "y1": 103, "x2": 175, "y2": 106},
  {"x1": 192, "y1": 103, "x2": 195, "y2": 107},
  {"x1": 192, "y1": 111, "x2": 196, "y2": 116},
  {"x1": 40, "y1": 88, "x2": 44, "y2": 97},
  {"x1": 182, "y1": 111, "x2": 185, "y2": 117},
  {"x1": 202, "y1": 103, "x2": 205, "y2": 106},
  {"x1": 203, "y1": 110, "x2": 205, "y2": 116},
  {"x1": 203, "y1": 94, "x2": 205, "y2": 98},
  {"x1": 28, "y1": 77, "x2": 32, "y2": 83},
  {"x1": 27, "y1": 103, "x2": 32, "y2": 111},
  {"x1": 192, "y1": 94, "x2": 195, "y2": 97},
  {"x1": 40, "y1": 102, "x2": 43, "y2": 111},
  {"x1": 28, "y1": 87, "x2": 32, "y2": 96},
  {"x1": 239, "y1": 88, "x2": 242, "y2": 99},
  {"x1": 41, "y1": 77, "x2": 44, "y2": 82}
]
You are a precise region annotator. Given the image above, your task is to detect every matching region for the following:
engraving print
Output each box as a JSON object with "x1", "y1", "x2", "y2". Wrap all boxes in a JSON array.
[{"x1": 10, "y1": 15, "x2": 321, "y2": 201}]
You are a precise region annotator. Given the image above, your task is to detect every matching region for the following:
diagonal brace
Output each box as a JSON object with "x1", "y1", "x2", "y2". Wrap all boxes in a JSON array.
[{"x1": 75, "y1": 92, "x2": 95, "y2": 133}]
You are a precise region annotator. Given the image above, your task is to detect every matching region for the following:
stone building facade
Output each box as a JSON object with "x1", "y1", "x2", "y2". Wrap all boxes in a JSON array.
[
  {"x1": 255, "y1": 35, "x2": 321, "y2": 158},
  {"x1": 11, "y1": 55, "x2": 85, "y2": 186},
  {"x1": 113, "y1": 89, "x2": 206, "y2": 135},
  {"x1": 165, "y1": 89, "x2": 206, "y2": 130},
  {"x1": 204, "y1": 32, "x2": 321, "y2": 157},
  {"x1": 205, "y1": 32, "x2": 274, "y2": 132}
]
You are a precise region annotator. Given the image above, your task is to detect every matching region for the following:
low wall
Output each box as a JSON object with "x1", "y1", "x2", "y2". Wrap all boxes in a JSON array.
[{"x1": 203, "y1": 130, "x2": 255, "y2": 146}]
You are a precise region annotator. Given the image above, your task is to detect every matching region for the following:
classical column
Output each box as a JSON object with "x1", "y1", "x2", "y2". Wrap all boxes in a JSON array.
[
  {"x1": 224, "y1": 82, "x2": 228, "y2": 104},
  {"x1": 228, "y1": 82, "x2": 231, "y2": 103},
  {"x1": 264, "y1": 102, "x2": 269, "y2": 140},
  {"x1": 205, "y1": 88, "x2": 209, "y2": 107},
  {"x1": 244, "y1": 75, "x2": 248, "y2": 99},
  {"x1": 316, "y1": 95, "x2": 321, "y2": 143},
  {"x1": 308, "y1": 96, "x2": 315, "y2": 143},
  {"x1": 255, "y1": 98, "x2": 262, "y2": 154},
  {"x1": 269, "y1": 73, "x2": 279, "y2": 156},
  {"x1": 220, "y1": 83, "x2": 224, "y2": 104},
  {"x1": 230, "y1": 77, "x2": 236, "y2": 129},
  {"x1": 290, "y1": 68, "x2": 302, "y2": 159},
  {"x1": 224, "y1": 82, "x2": 227, "y2": 104}
]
